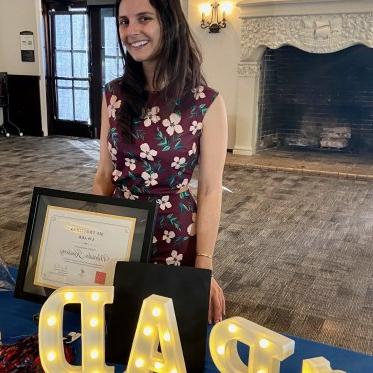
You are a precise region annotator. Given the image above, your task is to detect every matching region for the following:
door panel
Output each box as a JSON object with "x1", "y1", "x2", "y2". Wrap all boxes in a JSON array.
[
  {"x1": 44, "y1": 1, "x2": 123, "y2": 138},
  {"x1": 101, "y1": 7, "x2": 124, "y2": 86},
  {"x1": 50, "y1": 9, "x2": 92, "y2": 136},
  {"x1": 89, "y1": 6, "x2": 124, "y2": 137}
]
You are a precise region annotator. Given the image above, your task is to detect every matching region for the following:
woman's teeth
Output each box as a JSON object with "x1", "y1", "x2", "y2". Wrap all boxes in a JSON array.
[{"x1": 131, "y1": 41, "x2": 149, "y2": 48}]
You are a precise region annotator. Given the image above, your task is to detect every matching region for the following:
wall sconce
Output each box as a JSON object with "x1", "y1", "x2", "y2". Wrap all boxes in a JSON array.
[{"x1": 200, "y1": 2, "x2": 233, "y2": 33}]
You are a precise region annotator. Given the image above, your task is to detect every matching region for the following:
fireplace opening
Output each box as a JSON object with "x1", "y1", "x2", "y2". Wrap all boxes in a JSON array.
[{"x1": 257, "y1": 45, "x2": 373, "y2": 154}]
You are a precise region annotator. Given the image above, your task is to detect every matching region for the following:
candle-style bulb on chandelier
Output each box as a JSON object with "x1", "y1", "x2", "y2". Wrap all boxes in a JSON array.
[{"x1": 200, "y1": 1, "x2": 227, "y2": 33}]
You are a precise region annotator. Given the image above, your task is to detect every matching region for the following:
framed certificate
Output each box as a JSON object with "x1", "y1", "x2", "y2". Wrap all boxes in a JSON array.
[{"x1": 14, "y1": 187, "x2": 158, "y2": 303}]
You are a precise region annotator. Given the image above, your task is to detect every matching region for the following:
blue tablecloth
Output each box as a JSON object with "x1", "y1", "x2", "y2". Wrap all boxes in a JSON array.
[{"x1": 1, "y1": 277, "x2": 372, "y2": 372}]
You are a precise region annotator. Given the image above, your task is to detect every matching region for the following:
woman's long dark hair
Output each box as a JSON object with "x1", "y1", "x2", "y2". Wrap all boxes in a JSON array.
[{"x1": 115, "y1": 0, "x2": 206, "y2": 141}]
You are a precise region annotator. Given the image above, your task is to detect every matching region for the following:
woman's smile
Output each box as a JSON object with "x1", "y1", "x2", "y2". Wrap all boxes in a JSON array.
[
  {"x1": 129, "y1": 40, "x2": 149, "y2": 49},
  {"x1": 118, "y1": 0, "x2": 161, "y2": 64}
]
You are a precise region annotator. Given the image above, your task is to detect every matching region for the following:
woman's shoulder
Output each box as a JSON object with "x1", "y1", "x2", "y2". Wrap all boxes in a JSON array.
[
  {"x1": 105, "y1": 77, "x2": 122, "y2": 94},
  {"x1": 191, "y1": 85, "x2": 218, "y2": 101},
  {"x1": 104, "y1": 78, "x2": 125, "y2": 110},
  {"x1": 180, "y1": 85, "x2": 219, "y2": 109},
  {"x1": 177, "y1": 85, "x2": 220, "y2": 121}
]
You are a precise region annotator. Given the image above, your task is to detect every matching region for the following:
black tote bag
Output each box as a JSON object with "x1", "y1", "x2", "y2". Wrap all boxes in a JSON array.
[{"x1": 106, "y1": 262, "x2": 211, "y2": 372}]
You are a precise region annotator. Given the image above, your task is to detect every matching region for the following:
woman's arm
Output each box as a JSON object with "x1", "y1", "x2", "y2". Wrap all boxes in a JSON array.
[
  {"x1": 92, "y1": 96, "x2": 116, "y2": 196},
  {"x1": 195, "y1": 94, "x2": 228, "y2": 323}
]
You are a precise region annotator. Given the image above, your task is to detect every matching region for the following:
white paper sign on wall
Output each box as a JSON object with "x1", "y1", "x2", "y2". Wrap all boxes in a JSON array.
[{"x1": 20, "y1": 31, "x2": 35, "y2": 62}]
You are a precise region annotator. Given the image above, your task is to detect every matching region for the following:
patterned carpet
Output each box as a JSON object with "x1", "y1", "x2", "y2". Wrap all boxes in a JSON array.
[{"x1": 0, "y1": 136, "x2": 372, "y2": 355}]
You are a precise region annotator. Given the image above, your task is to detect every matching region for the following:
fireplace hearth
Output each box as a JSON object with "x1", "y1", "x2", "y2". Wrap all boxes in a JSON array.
[{"x1": 234, "y1": 0, "x2": 373, "y2": 156}]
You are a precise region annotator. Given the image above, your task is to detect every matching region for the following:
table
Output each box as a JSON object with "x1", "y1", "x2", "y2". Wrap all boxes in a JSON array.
[{"x1": 0, "y1": 277, "x2": 372, "y2": 372}]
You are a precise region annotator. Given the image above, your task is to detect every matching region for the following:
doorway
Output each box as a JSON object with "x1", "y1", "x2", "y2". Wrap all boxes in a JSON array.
[{"x1": 44, "y1": 0, "x2": 123, "y2": 138}]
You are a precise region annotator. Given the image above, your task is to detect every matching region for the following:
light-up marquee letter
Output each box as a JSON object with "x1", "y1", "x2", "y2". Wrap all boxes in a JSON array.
[
  {"x1": 127, "y1": 294, "x2": 187, "y2": 373},
  {"x1": 302, "y1": 357, "x2": 346, "y2": 373},
  {"x1": 209, "y1": 316, "x2": 295, "y2": 373},
  {"x1": 39, "y1": 286, "x2": 114, "y2": 373},
  {"x1": 38, "y1": 289, "x2": 348, "y2": 373}
]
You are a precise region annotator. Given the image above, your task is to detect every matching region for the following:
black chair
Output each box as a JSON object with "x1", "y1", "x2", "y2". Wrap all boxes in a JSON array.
[{"x1": 0, "y1": 72, "x2": 23, "y2": 137}]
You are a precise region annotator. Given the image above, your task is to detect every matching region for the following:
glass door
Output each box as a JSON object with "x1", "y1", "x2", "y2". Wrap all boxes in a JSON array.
[
  {"x1": 49, "y1": 9, "x2": 93, "y2": 137},
  {"x1": 44, "y1": 2, "x2": 123, "y2": 138},
  {"x1": 89, "y1": 6, "x2": 124, "y2": 137},
  {"x1": 101, "y1": 7, "x2": 124, "y2": 87}
]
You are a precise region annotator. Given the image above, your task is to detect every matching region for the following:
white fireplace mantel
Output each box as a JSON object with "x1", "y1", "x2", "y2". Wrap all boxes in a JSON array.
[
  {"x1": 233, "y1": 0, "x2": 373, "y2": 155},
  {"x1": 237, "y1": 0, "x2": 373, "y2": 18}
]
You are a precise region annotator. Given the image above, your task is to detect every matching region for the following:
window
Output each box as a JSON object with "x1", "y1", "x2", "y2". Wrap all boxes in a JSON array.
[
  {"x1": 101, "y1": 7, "x2": 124, "y2": 86},
  {"x1": 53, "y1": 11, "x2": 91, "y2": 123}
]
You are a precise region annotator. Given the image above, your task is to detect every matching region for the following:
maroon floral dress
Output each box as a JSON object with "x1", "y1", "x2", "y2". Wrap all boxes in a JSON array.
[{"x1": 105, "y1": 80, "x2": 218, "y2": 266}]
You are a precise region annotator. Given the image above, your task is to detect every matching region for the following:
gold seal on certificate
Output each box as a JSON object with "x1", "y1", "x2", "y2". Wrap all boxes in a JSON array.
[{"x1": 34, "y1": 206, "x2": 136, "y2": 289}]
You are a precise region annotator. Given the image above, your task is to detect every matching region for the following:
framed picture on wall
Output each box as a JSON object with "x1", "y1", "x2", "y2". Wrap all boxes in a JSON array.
[{"x1": 14, "y1": 187, "x2": 158, "y2": 303}]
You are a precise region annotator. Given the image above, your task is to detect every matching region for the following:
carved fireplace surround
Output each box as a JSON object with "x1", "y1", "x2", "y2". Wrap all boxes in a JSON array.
[{"x1": 233, "y1": 0, "x2": 373, "y2": 155}]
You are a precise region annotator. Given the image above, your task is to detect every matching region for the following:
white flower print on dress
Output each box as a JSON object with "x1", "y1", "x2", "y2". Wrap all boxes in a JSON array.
[
  {"x1": 188, "y1": 142, "x2": 197, "y2": 156},
  {"x1": 112, "y1": 169, "x2": 122, "y2": 182},
  {"x1": 192, "y1": 86, "x2": 206, "y2": 100},
  {"x1": 171, "y1": 156, "x2": 186, "y2": 170},
  {"x1": 124, "y1": 158, "x2": 136, "y2": 171},
  {"x1": 153, "y1": 236, "x2": 157, "y2": 244},
  {"x1": 107, "y1": 95, "x2": 121, "y2": 119},
  {"x1": 187, "y1": 213, "x2": 197, "y2": 236},
  {"x1": 141, "y1": 172, "x2": 158, "y2": 187},
  {"x1": 144, "y1": 106, "x2": 160, "y2": 127},
  {"x1": 140, "y1": 143, "x2": 157, "y2": 161},
  {"x1": 108, "y1": 142, "x2": 117, "y2": 161},
  {"x1": 190, "y1": 120, "x2": 203, "y2": 135},
  {"x1": 166, "y1": 250, "x2": 183, "y2": 266},
  {"x1": 156, "y1": 195, "x2": 172, "y2": 210},
  {"x1": 162, "y1": 230, "x2": 175, "y2": 244},
  {"x1": 122, "y1": 186, "x2": 139, "y2": 200},
  {"x1": 162, "y1": 113, "x2": 183, "y2": 136},
  {"x1": 177, "y1": 178, "x2": 189, "y2": 192}
]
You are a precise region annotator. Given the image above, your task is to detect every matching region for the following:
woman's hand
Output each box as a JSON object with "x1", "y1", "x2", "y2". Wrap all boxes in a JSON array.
[
  {"x1": 209, "y1": 276, "x2": 225, "y2": 324},
  {"x1": 195, "y1": 255, "x2": 226, "y2": 324}
]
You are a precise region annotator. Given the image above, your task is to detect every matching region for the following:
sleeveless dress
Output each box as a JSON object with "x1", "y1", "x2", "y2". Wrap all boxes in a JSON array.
[{"x1": 105, "y1": 80, "x2": 218, "y2": 266}]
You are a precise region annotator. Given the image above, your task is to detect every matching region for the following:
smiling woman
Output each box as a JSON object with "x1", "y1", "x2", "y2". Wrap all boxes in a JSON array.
[
  {"x1": 117, "y1": 2, "x2": 161, "y2": 68},
  {"x1": 92, "y1": 0, "x2": 228, "y2": 324}
]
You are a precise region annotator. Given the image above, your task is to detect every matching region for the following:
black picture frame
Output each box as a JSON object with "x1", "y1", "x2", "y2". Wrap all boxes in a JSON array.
[{"x1": 14, "y1": 187, "x2": 158, "y2": 304}]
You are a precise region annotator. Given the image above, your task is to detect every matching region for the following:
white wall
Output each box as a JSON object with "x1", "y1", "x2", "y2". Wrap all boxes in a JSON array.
[
  {"x1": 0, "y1": 0, "x2": 241, "y2": 145},
  {"x1": 0, "y1": 0, "x2": 48, "y2": 134},
  {"x1": 187, "y1": 0, "x2": 240, "y2": 149},
  {"x1": 0, "y1": 0, "x2": 40, "y2": 75}
]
